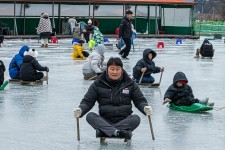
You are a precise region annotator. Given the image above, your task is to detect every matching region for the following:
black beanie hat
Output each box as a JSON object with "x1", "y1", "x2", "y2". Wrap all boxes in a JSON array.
[{"x1": 126, "y1": 10, "x2": 133, "y2": 14}]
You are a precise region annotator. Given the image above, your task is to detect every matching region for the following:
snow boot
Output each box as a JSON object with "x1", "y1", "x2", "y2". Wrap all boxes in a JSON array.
[
  {"x1": 117, "y1": 130, "x2": 132, "y2": 139},
  {"x1": 207, "y1": 102, "x2": 215, "y2": 107},
  {"x1": 45, "y1": 44, "x2": 48, "y2": 48},
  {"x1": 41, "y1": 44, "x2": 44, "y2": 48},
  {"x1": 199, "y1": 97, "x2": 209, "y2": 104}
]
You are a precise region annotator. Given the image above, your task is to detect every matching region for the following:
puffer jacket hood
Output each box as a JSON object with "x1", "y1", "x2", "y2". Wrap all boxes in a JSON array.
[
  {"x1": 19, "y1": 45, "x2": 30, "y2": 56},
  {"x1": 23, "y1": 55, "x2": 35, "y2": 63},
  {"x1": 95, "y1": 44, "x2": 106, "y2": 55},
  {"x1": 173, "y1": 72, "x2": 188, "y2": 86},
  {"x1": 203, "y1": 39, "x2": 210, "y2": 44},
  {"x1": 143, "y1": 49, "x2": 156, "y2": 61}
]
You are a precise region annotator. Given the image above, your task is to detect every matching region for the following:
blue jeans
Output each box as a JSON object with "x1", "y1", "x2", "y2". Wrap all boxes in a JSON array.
[{"x1": 136, "y1": 75, "x2": 155, "y2": 83}]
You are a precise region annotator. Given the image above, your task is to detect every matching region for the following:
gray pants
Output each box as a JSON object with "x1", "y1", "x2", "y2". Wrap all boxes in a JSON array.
[{"x1": 86, "y1": 112, "x2": 140, "y2": 137}]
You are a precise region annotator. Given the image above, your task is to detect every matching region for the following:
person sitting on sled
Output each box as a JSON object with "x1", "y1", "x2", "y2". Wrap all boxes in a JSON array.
[
  {"x1": 89, "y1": 27, "x2": 104, "y2": 51},
  {"x1": 20, "y1": 49, "x2": 49, "y2": 81},
  {"x1": 133, "y1": 49, "x2": 164, "y2": 83},
  {"x1": 83, "y1": 19, "x2": 94, "y2": 43},
  {"x1": 0, "y1": 60, "x2": 5, "y2": 86},
  {"x1": 82, "y1": 44, "x2": 106, "y2": 80},
  {"x1": 74, "y1": 57, "x2": 152, "y2": 140},
  {"x1": 0, "y1": 60, "x2": 8, "y2": 90},
  {"x1": 195, "y1": 39, "x2": 214, "y2": 58},
  {"x1": 9, "y1": 45, "x2": 30, "y2": 79},
  {"x1": 163, "y1": 71, "x2": 214, "y2": 106},
  {"x1": 71, "y1": 40, "x2": 89, "y2": 60}
]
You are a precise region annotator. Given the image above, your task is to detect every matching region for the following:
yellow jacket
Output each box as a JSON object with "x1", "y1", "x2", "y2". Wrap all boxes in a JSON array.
[{"x1": 71, "y1": 44, "x2": 84, "y2": 59}]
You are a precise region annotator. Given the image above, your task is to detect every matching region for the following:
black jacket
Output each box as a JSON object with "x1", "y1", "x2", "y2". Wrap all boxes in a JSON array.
[
  {"x1": 84, "y1": 25, "x2": 95, "y2": 35},
  {"x1": 164, "y1": 72, "x2": 195, "y2": 106},
  {"x1": 0, "y1": 60, "x2": 5, "y2": 85},
  {"x1": 133, "y1": 49, "x2": 161, "y2": 79},
  {"x1": 79, "y1": 70, "x2": 148, "y2": 123},
  {"x1": 200, "y1": 39, "x2": 214, "y2": 57},
  {"x1": 119, "y1": 17, "x2": 132, "y2": 39},
  {"x1": 20, "y1": 55, "x2": 47, "y2": 81}
]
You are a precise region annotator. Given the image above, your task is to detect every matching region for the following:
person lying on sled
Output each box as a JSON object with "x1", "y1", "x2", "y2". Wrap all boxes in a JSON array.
[
  {"x1": 163, "y1": 71, "x2": 214, "y2": 106},
  {"x1": 74, "y1": 57, "x2": 152, "y2": 139},
  {"x1": 133, "y1": 49, "x2": 164, "y2": 83}
]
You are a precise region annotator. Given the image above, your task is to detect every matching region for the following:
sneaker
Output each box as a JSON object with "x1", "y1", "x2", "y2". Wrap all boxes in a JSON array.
[
  {"x1": 199, "y1": 97, "x2": 209, "y2": 104},
  {"x1": 207, "y1": 102, "x2": 215, "y2": 107},
  {"x1": 117, "y1": 130, "x2": 132, "y2": 139}
]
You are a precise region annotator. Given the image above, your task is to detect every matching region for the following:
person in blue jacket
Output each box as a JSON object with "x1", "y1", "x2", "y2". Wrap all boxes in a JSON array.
[{"x1": 9, "y1": 45, "x2": 30, "y2": 79}]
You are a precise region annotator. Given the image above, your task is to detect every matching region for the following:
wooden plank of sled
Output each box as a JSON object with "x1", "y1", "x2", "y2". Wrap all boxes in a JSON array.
[
  {"x1": 194, "y1": 56, "x2": 212, "y2": 59},
  {"x1": 20, "y1": 80, "x2": 43, "y2": 85},
  {"x1": 98, "y1": 137, "x2": 128, "y2": 143},
  {"x1": 73, "y1": 58, "x2": 87, "y2": 60},
  {"x1": 9, "y1": 79, "x2": 21, "y2": 83},
  {"x1": 84, "y1": 76, "x2": 97, "y2": 80}
]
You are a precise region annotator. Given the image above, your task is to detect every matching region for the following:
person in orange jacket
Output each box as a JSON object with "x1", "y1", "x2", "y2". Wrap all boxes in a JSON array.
[{"x1": 71, "y1": 40, "x2": 89, "y2": 59}]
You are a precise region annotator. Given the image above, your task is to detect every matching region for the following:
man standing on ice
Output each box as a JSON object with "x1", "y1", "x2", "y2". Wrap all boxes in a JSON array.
[
  {"x1": 118, "y1": 10, "x2": 133, "y2": 60},
  {"x1": 74, "y1": 57, "x2": 152, "y2": 140}
]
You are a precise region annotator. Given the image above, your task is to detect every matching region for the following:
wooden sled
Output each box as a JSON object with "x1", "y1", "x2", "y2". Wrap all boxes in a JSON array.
[
  {"x1": 20, "y1": 80, "x2": 43, "y2": 85},
  {"x1": 194, "y1": 56, "x2": 212, "y2": 59},
  {"x1": 73, "y1": 57, "x2": 87, "y2": 60},
  {"x1": 9, "y1": 79, "x2": 21, "y2": 83},
  {"x1": 98, "y1": 137, "x2": 129, "y2": 143},
  {"x1": 138, "y1": 72, "x2": 163, "y2": 88},
  {"x1": 84, "y1": 75, "x2": 97, "y2": 80}
]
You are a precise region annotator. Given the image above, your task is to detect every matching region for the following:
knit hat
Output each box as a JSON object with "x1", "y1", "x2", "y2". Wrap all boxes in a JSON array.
[
  {"x1": 126, "y1": 10, "x2": 133, "y2": 14},
  {"x1": 24, "y1": 49, "x2": 38, "y2": 58},
  {"x1": 87, "y1": 19, "x2": 92, "y2": 24}
]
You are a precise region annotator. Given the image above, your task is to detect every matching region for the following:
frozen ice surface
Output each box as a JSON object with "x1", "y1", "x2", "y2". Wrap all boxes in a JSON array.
[{"x1": 0, "y1": 37, "x2": 225, "y2": 150}]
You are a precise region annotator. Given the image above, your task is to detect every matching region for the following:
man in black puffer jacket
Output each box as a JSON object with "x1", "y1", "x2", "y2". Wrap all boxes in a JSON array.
[
  {"x1": 163, "y1": 72, "x2": 214, "y2": 106},
  {"x1": 20, "y1": 49, "x2": 49, "y2": 81},
  {"x1": 74, "y1": 57, "x2": 152, "y2": 140},
  {"x1": 133, "y1": 49, "x2": 164, "y2": 83},
  {"x1": 118, "y1": 10, "x2": 133, "y2": 59}
]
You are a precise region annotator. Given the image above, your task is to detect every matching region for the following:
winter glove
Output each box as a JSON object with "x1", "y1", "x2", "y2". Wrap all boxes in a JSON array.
[
  {"x1": 163, "y1": 98, "x2": 172, "y2": 105},
  {"x1": 46, "y1": 67, "x2": 49, "y2": 72},
  {"x1": 74, "y1": 108, "x2": 82, "y2": 118},
  {"x1": 144, "y1": 106, "x2": 152, "y2": 116}
]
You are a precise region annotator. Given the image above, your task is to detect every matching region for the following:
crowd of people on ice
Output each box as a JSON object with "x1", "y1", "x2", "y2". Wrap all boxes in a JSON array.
[{"x1": 0, "y1": 10, "x2": 215, "y2": 140}]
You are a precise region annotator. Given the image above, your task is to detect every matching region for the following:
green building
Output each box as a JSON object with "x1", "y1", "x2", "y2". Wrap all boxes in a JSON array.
[{"x1": 0, "y1": 0, "x2": 197, "y2": 36}]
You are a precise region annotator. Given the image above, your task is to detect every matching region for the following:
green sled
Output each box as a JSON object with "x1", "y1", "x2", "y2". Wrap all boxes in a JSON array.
[
  {"x1": 168, "y1": 103, "x2": 213, "y2": 112},
  {"x1": 0, "y1": 81, "x2": 9, "y2": 91}
]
